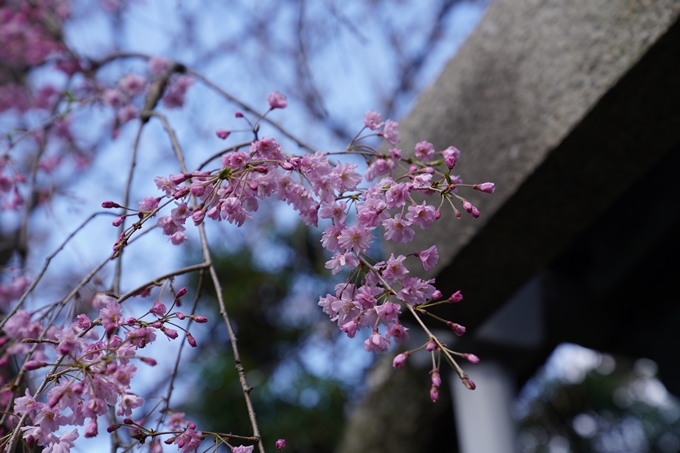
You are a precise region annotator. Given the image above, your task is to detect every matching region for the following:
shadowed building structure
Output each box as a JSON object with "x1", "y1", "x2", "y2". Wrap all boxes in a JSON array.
[{"x1": 336, "y1": 0, "x2": 680, "y2": 452}]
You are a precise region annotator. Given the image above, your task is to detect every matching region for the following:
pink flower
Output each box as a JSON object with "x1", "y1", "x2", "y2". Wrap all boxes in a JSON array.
[
  {"x1": 276, "y1": 439, "x2": 286, "y2": 451},
  {"x1": 116, "y1": 392, "x2": 144, "y2": 416},
  {"x1": 337, "y1": 225, "x2": 374, "y2": 254},
  {"x1": 364, "y1": 110, "x2": 384, "y2": 130},
  {"x1": 417, "y1": 245, "x2": 439, "y2": 271},
  {"x1": 381, "y1": 254, "x2": 408, "y2": 282},
  {"x1": 119, "y1": 73, "x2": 146, "y2": 97},
  {"x1": 382, "y1": 214, "x2": 415, "y2": 244},
  {"x1": 382, "y1": 119, "x2": 400, "y2": 145},
  {"x1": 363, "y1": 331, "x2": 390, "y2": 354},
  {"x1": 100, "y1": 301, "x2": 124, "y2": 335},
  {"x1": 233, "y1": 446, "x2": 255, "y2": 453},
  {"x1": 415, "y1": 141, "x2": 435, "y2": 160},
  {"x1": 138, "y1": 196, "x2": 159, "y2": 212},
  {"x1": 386, "y1": 323, "x2": 409, "y2": 345},
  {"x1": 406, "y1": 202, "x2": 436, "y2": 229},
  {"x1": 325, "y1": 253, "x2": 359, "y2": 275},
  {"x1": 267, "y1": 91, "x2": 287, "y2": 109},
  {"x1": 149, "y1": 56, "x2": 169, "y2": 74}
]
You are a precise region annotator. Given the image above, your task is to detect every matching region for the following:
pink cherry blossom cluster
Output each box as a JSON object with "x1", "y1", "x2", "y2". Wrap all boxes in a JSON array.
[
  {"x1": 101, "y1": 101, "x2": 493, "y2": 405},
  {"x1": 0, "y1": 286, "x2": 213, "y2": 452}
]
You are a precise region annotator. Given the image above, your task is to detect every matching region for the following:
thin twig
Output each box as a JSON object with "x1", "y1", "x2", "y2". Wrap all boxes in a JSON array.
[{"x1": 113, "y1": 123, "x2": 145, "y2": 295}]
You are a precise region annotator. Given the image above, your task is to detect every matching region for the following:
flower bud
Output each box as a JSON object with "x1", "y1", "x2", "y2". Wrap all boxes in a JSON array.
[
  {"x1": 173, "y1": 186, "x2": 189, "y2": 199},
  {"x1": 85, "y1": 420, "x2": 98, "y2": 438},
  {"x1": 162, "y1": 327, "x2": 179, "y2": 340},
  {"x1": 176, "y1": 312, "x2": 186, "y2": 320},
  {"x1": 24, "y1": 360, "x2": 48, "y2": 371},
  {"x1": 431, "y1": 369, "x2": 442, "y2": 387},
  {"x1": 431, "y1": 290, "x2": 442, "y2": 300},
  {"x1": 448, "y1": 290, "x2": 463, "y2": 303},
  {"x1": 392, "y1": 352, "x2": 409, "y2": 369},
  {"x1": 123, "y1": 418, "x2": 134, "y2": 425},
  {"x1": 235, "y1": 111, "x2": 243, "y2": 118},
  {"x1": 276, "y1": 439, "x2": 286, "y2": 451},
  {"x1": 426, "y1": 341, "x2": 436, "y2": 352},
  {"x1": 463, "y1": 378, "x2": 476, "y2": 390},
  {"x1": 473, "y1": 182, "x2": 495, "y2": 193},
  {"x1": 192, "y1": 315, "x2": 208, "y2": 323},
  {"x1": 216, "y1": 129, "x2": 231, "y2": 140},
  {"x1": 108, "y1": 424, "x2": 122, "y2": 433},
  {"x1": 176, "y1": 287, "x2": 187, "y2": 298},
  {"x1": 141, "y1": 357, "x2": 158, "y2": 366},
  {"x1": 434, "y1": 210, "x2": 441, "y2": 220},
  {"x1": 188, "y1": 422, "x2": 196, "y2": 430},
  {"x1": 447, "y1": 321, "x2": 466, "y2": 336},
  {"x1": 464, "y1": 353, "x2": 480, "y2": 364},
  {"x1": 102, "y1": 201, "x2": 119, "y2": 209},
  {"x1": 430, "y1": 386, "x2": 439, "y2": 402},
  {"x1": 112, "y1": 216, "x2": 124, "y2": 227},
  {"x1": 186, "y1": 333, "x2": 197, "y2": 347}
]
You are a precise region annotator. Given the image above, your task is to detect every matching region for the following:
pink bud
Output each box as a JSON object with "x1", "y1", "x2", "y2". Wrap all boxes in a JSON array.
[
  {"x1": 176, "y1": 287, "x2": 187, "y2": 298},
  {"x1": 170, "y1": 173, "x2": 189, "y2": 185},
  {"x1": 409, "y1": 164, "x2": 418, "y2": 173},
  {"x1": 188, "y1": 422, "x2": 196, "y2": 430},
  {"x1": 432, "y1": 290, "x2": 442, "y2": 300},
  {"x1": 72, "y1": 383, "x2": 83, "y2": 394},
  {"x1": 141, "y1": 357, "x2": 158, "y2": 366},
  {"x1": 176, "y1": 312, "x2": 186, "y2": 320},
  {"x1": 424, "y1": 167, "x2": 435, "y2": 174},
  {"x1": 430, "y1": 386, "x2": 439, "y2": 402},
  {"x1": 434, "y1": 210, "x2": 441, "y2": 220},
  {"x1": 102, "y1": 201, "x2": 119, "y2": 208},
  {"x1": 471, "y1": 206, "x2": 480, "y2": 218},
  {"x1": 249, "y1": 182, "x2": 258, "y2": 191},
  {"x1": 431, "y1": 370, "x2": 442, "y2": 387},
  {"x1": 426, "y1": 341, "x2": 436, "y2": 352},
  {"x1": 163, "y1": 328, "x2": 178, "y2": 340},
  {"x1": 392, "y1": 352, "x2": 409, "y2": 369},
  {"x1": 112, "y1": 216, "x2": 124, "y2": 227},
  {"x1": 108, "y1": 424, "x2": 122, "y2": 433},
  {"x1": 464, "y1": 353, "x2": 480, "y2": 364},
  {"x1": 177, "y1": 440, "x2": 185, "y2": 448},
  {"x1": 447, "y1": 321, "x2": 466, "y2": 336},
  {"x1": 276, "y1": 439, "x2": 286, "y2": 451},
  {"x1": 187, "y1": 333, "x2": 197, "y2": 347},
  {"x1": 448, "y1": 291, "x2": 463, "y2": 303},
  {"x1": 462, "y1": 200, "x2": 473, "y2": 213},
  {"x1": 173, "y1": 186, "x2": 189, "y2": 199},
  {"x1": 191, "y1": 209, "x2": 206, "y2": 227},
  {"x1": 235, "y1": 111, "x2": 243, "y2": 118},
  {"x1": 126, "y1": 317, "x2": 136, "y2": 326},
  {"x1": 473, "y1": 182, "x2": 495, "y2": 193},
  {"x1": 280, "y1": 161, "x2": 294, "y2": 171},
  {"x1": 124, "y1": 418, "x2": 133, "y2": 424},
  {"x1": 192, "y1": 315, "x2": 208, "y2": 323},
  {"x1": 85, "y1": 420, "x2": 98, "y2": 438},
  {"x1": 216, "y1": 129, "x2": 231, "y2": 140},
  {"x1": 463, "y1": 378, "x2": 476, "y2": 390},
  {"x1": 152, "y1": 321, "x2": 162, "y2": 329},
  {"x1": 24, "y1": 360, "x2": 47, "y2": 371}
]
